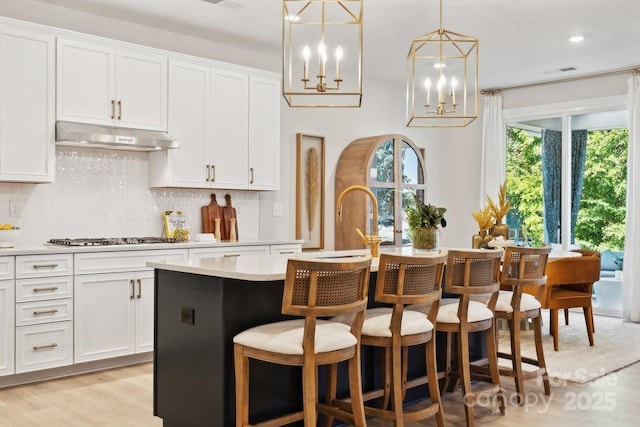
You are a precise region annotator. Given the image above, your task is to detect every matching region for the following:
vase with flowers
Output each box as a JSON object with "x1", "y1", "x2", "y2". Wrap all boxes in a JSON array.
[
  {"x1": 471, "y1": 206, "x2": 494, "y2": 248},
  {"x1": 487, "y1": 180, "x2": 511, "y2": 240},
  {"x1": 405, "y1": 191, "x2": 446, "y2": 252}
]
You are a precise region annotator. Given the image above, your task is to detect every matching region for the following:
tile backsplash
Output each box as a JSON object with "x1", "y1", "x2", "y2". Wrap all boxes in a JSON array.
[{"x1": 0, "y1": 147, "x2": 260, "y2": 246}]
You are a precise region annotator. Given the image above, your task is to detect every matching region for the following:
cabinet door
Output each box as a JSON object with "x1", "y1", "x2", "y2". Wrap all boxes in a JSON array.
[
  {"x1": 248, "y1": 75, "x2": 280, "y2": 190},
  {"x1": 154, "y1": 59, "x2": 211, "y2": 187},
  {"x1": 0, "y1": 28, "x2": 55, "y2": 183},
  {"x1": 135, "y1": 271, "x2": 155, "y2": 353},
  {"x1": 188, "y1": 245, "x2": 270, "y2": 261},
  {"x1": 56, "y1": 38, "x2": 116, "y2": 126},
  {"x1": 0, "y1": 279, "x2": 14, "y2": 376},
  {"x1": 116, "y1": 49, "x2": 168, "y2": 131},
  {"x1": 210, "y1": 68, "x2": 248, "y2": 189},
  {"x1": 74, "y1": 272, "x2": 135, "y2": 363}
]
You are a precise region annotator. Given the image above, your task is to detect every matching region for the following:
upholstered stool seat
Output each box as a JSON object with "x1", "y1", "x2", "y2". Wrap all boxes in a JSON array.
[{"x1": 234, "y1": 319, "x2": 357, "y2": 355}]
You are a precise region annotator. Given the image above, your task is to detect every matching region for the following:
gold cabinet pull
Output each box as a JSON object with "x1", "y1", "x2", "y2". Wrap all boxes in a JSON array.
[
  {"x1": 136, "y1": 279, "x2": 142, "y2": 299},
  {"x1": 33, "y1": 264, "x2": 58, "y2": 269},
  {"x1": 130, "y1": 279, "x2": 135, "y2": 300},
  {"x1": 223, "y1": 254, "x2": 241, "y2": 258},
  {"x1": 279, "y1": 251, "x2": 296, "y2": 254},
  {"x1": 206, "y1": 165, "x2": 210, "y2": 182},
  {"x1": 117, "y1": 100, "x2": 122, "y2": 120},
  {"x1": 33, "y1": 309, "x2": 59, "y2": 316},
  {"x1": 111, "y1": 99, "x2": 116, "y2": 119},
  {"x1": 211, "y1": 165, "x2": 215, "y2": 182},
  {"x1": 249, "y1": 167, "x2": 254, "y2": 184},
  {"x1": 33, "y1": 286, "x2": 59, "y2": 293},
  {"x1": 33, "y1": 343, "x2": 58, "y2": 351}
]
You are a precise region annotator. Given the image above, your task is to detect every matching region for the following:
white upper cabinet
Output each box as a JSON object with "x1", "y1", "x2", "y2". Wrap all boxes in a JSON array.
[
  {"x1": 150, "y1": 57, "x2": 280, "y2": 190},
  {"x1": 57, "y1": 38, "x2": 168, "y2": 131},
  {"x1": 210, "y1": 68, "x2": 249, "y2": 189},
  {"x1": 248, "y1": 76, "x2": 280, "y2": 190},
  {"x1": 0, "y1": 26, "x2": 55, "y2": 183}
]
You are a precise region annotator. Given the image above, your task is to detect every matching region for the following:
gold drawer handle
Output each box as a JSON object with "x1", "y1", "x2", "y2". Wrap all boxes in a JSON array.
[
  {"x1": 223, "y1": 254, "x2": 241, "y2": 258},
  {"x1": 33, "y1": 309, "x2": 59, "y2": 316},
  {"x1": 33, "y1": 343, "x2": 58, "y2": 351},
  {"x1": 33, "y1": 286, "x2": 59, "y2": 293},
  {"x1": 280, "y1": 251, "x2": 296, "y2": 254},
  {"x1": 33, "y1": 264, "x2": 59, "y2": 269}
]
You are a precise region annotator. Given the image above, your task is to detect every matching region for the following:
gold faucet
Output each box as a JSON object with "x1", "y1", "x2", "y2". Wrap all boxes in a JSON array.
[{"x1": 336, "y1": 185, "x2": 382, "y2": 257}]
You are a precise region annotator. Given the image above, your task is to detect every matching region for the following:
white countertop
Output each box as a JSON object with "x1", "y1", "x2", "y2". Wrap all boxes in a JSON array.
[
  {"x1": 147, "y1": 246, "x2": 453, "y2": 281},
  {"x1": 0, "y1": 239, "x2": 303, "y2": 256},
  {"x1": 146, "y1": 245, "x2": 579, "y2": 282}
]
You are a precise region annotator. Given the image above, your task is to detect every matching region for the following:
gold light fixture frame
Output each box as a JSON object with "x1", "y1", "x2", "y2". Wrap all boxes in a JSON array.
[
  {"x1": 282, "y1": 0, "x2": 363, "y2": 108},
  {"x1": 406, "y1": 0, "x2": 479, "y2": 127}
]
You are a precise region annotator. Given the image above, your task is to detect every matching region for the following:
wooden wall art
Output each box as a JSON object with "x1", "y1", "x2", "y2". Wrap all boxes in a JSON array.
[{"x1": 296, "y1": 133, "x2": 325, "y2": 250}]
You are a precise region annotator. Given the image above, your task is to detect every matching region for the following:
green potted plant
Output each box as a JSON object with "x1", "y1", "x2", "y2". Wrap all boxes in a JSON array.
[{"x1": 405, "y1": 191, "x2": 447, "y2": 251}]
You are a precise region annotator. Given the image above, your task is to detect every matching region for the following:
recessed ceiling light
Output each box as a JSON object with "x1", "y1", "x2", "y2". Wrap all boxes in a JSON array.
[{"x1": 569, "y1": 35, "x2": 585, "y2": 43}]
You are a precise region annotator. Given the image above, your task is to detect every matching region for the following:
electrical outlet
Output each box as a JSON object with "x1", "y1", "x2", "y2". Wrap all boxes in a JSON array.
[
  {"x1": 180, "y1": 306, "x2": 195, "y2": 325},
  {"x1": 272, "y1": 202, "x2": 284, "y2": 217},
  {"x1": 10, "y1": 200, "x2": 22, "y2": 218}
]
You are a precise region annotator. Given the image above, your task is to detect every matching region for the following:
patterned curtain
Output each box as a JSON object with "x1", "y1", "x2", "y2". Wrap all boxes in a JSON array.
[
  {"x1": 571, "y1": 130, "x2": 588, "y2": 243},
  {"x1": 541, "y1": 129, "x2": 561, "y2": 243}
]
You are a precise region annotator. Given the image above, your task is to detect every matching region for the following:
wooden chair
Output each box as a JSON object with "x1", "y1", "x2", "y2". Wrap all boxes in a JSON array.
[
  {"x1": 537, "y1": 252, "x2": 601, "y2": 351},
  {"x1": 233, "y1": 256, "x2": 372, "y2": 427},
  {"x1": 494, "y1": 246, "x2": 551, "y2": 404},
  {"x1": 325, "y1": 253, "x2": 447, "y2": 427},
  {"x1": 432, "y1": 249, "x2": 505, "y2": 427}
]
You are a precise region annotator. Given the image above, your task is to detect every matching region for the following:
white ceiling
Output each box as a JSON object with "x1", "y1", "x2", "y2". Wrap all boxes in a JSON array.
[{"x1": 34, "y1": 0, "x2": 640, "y2": 89}]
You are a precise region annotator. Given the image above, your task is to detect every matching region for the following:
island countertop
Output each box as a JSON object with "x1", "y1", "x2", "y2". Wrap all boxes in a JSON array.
[{"x1": 146, "y1": 246, "x2": 455, "y2": 281}]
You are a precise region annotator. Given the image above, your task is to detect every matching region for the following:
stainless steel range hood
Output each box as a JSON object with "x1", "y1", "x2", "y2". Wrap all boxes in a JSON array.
[{"x1": 55, "y1": 121, "x2": 179, "y2": 151}]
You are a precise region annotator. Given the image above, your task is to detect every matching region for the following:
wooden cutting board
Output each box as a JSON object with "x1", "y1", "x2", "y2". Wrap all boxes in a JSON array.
[
  {"x1": 222, "y1": 194, "x2": 238, "y2": 241},
  {"x1": 201, "y1": 194, "x2": 225, "y2": 239}
]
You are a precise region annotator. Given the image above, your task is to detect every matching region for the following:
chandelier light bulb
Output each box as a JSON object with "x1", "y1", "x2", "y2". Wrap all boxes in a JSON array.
[
  {"x1": 437, "y1": 75, "x2": 446, "y2": 88},
  {"x1": 318, "y1": 41, "x2": 327, "y2": 57},
  {"x1": 434, "y1": 62, "x2": 446, "y2": 69},
  {"x1": 450, "y1": 76, "x2": 458, "y2": 89},
  {"x1": 302, "y1": 45, "x2": 311, "y2": 60},
  {"x1": 335, "y1": 45, "x2": 343, "y2": 61},
  {"x1": 424, "y1": 77, "x2": 432, "y2": 106},
  {"x1": 424, "y1": 77, "x2": 432, "y2": 89}
]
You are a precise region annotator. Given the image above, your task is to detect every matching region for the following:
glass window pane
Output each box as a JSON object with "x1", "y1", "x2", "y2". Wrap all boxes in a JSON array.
[
  {"x1": 370, "y1": 140, "x2": 394, "y2": 183},
  {"x1": 401, "y1": 141, "x2": 424, "y2": 185},
  {"x1": 373, "y1": 187, "x2": 394, "y2": 245}
]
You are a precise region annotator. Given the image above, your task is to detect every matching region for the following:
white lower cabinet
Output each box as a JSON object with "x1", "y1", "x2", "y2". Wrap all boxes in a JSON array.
[
  {"x1": 74, "y1": 249, "x2": 187, "y2": 363},
  {"x1": 0, "y1": 276, "x2": 15, "y2": 376},
  {"x1": 14, "y1": 254, "x2": 73, "y2": 374},
  {"x1": 188, "y1": 245, "x2": 270, "y2": 261},
  {"x1": 74, "y1": 271, "x2": 154, "y2": 362},
  {"x1": 16, "y1": 321, "x2": 73, "y2": 373}
]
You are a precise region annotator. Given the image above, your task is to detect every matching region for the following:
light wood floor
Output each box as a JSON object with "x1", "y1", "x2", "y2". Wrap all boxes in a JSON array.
[{"x1": 0, "y1": 361, "x2": 638, "y2": 426}]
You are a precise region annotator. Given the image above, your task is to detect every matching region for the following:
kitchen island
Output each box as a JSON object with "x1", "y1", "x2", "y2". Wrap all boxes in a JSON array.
[{"x1": 148, "y1": 247, "x2": 473, "y2": 427}]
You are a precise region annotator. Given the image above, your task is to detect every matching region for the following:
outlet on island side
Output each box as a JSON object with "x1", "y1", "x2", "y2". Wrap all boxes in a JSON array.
[{"x1": 180, "y1": 306, "x2": 195, "y2": 325}]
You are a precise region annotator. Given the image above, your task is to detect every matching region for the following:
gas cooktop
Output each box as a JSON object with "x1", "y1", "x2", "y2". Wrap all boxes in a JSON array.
[{"x1": 47, "y1": 237, "x2": 176, "y2": 246}]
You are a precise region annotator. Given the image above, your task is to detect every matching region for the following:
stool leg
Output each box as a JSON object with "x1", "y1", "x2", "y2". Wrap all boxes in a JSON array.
[
  {"x1": 321, "y1": 364, "x2": 337, "y2": 427},
  {"x1": 509, "y1": 315, "x2": 524, "y2": 405},
  {"x1": 441, "y1": 331, "x2": 453, "y2": 394},
  {"x1": 391, "y1": 337, "x2": 404, "y2": 426},
  {"x1": 382, "y1": 346, "x2": 392, "y2": 410},
  {"x1": 486, "y1": 320, "x2": 506, "y2": 416},
  {"x1": 302, "y1": 352, "x2": 317, "y2": 426},
  {"x1": 550, "y1": 309, "x2": 559, "y2": 351},
  {"x1": 564, "y1": 308, "x2": 569, "y2": 325},
  {"x1": 458, "y1": 327, "x2": 474, "y2": 427},
  {"x1": 234, "y1": 344, "x2": 250, "y2": 427},
  {"x1": 533, "y1": 313, "x2": 550, "y2": 395},
  {"x1": 426, "y1": 335, "x2": 445, "y2": 427},
  {"x1": 348, "y1": 346, "x2": 367, "y2": 427}
]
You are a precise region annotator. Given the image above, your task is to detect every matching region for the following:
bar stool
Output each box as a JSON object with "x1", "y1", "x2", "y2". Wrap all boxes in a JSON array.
[
  {"x1": 432, "y1": 249, "x2": 505, "y2": 427},
  {"x1": 494, "y1": 245, "x2": 551, "y2": 404},
  {"x1": 325, "y1": 253, "x2": 447, "y2": 427},
  {"x1": 233, "y1": 256, "x2": 372, "y2": 427}
]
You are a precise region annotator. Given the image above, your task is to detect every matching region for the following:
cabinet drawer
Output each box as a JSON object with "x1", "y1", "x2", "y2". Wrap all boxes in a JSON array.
[
  {"x1": 270, "y1": 244, "x2": 302, "y2": 255},
  {"x1": 16, "y1": 298, "x2": 73, "y2": 326},
  {"x1": 75, "y1": 249, "x2": 188, "y2": 275},
  {"x1": 16, "y1": 321, "x2": 73, "y2": 373},
  {"x1": 0, "y1": 256, "x2": 14, "y2": 280},
  {"x1": 16, "y1": 276, "x2": 73, "y2": 302},
  {"x1": 16, "y1": 254, "x2": 73, "y2": 279},
  {"x1": 189, "y1": 245, "x2": 269, "y2": 261}
]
